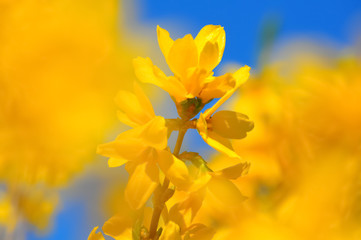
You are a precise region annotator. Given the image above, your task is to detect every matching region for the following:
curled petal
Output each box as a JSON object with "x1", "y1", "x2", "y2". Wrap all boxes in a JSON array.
[
  {"x1": 195, "y1": 25, "x2": 225, "y2": 64},
  {"x1": 125, "y1": 162, "x2": 159, "y2": 209},
  {"x1": 199, "y1": 73, "x2": 235, "y2": 103},
  {"x1": 203, "y1": 65, "x2": 250, "y2": 119},
  {"x1": 133, "y1": 57, "x2": 187, "y2": 101},
  {"x1": 157, "y1": 25, "x2": 174, "y2": 59},
  {"x1": 212, "y1": 162, "x2": 250, "y2": 180}
]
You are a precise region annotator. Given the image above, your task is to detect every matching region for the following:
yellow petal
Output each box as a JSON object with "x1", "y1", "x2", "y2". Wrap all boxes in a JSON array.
[
  {"x1": 138, "y1": 116, "x2": 168, "y2": 150},
  {"x1": 195, "y1": 25, "x2": 225, "y2": 63},
  {"x1": 102, "y1": 214, "x2": 133, "y2": 239},
  {"x1": 206, "y1": 131, "x2": 241, "y2": 159},
  {"x1": 207, "y1": 177, "x2": 246, "y2": 207},
  {"x1": 203, "y1": 65, "x2": 250, "y2": 119},
  {"x1": 159, "y1": 221, "x2": 182, "y2": 240},
  {"x1": 125, "y1": 162, "x2": 159, "y2": 209},
  {"x1": 108, "y1": 157, "x2": 128, "y2": 168},
  {"x1": 197, "y1": 114, "x2": 240, "y2": 159},
  {"x1": 210, "y1": 110, "x2": 254, "y2": 139},
  {"x1": 168, "y1": 191, "x2": 205, "y2": 230},
  {"x1": 114, "y1": 83, "x2": 155, "y2": 127},
  {"x1": 167, "y1": 34, "x2": 198, "y2": 79},
  {"x1": 133, "y1": 57, "x2": 187, "y2": 101},
  {"x1": 157, "y1": 150, "x2": 190, "y2": 190},
  {"x1": 199, "y1": 41, "x2": 220, "y2": 72},
  {"x1": 88, "y1": 227, "x2": 105, "y2": 240},
  {"x1": 212, "y1": 162, "x2": 250, "y2": 180},
  {"x1": 183, "y1": 67, "x2": 208, "y2": 97},
  {"x1": 97, "y1": 138, "x2": 146, "y2": 164},
  {"x1": 199, "y1": 73, "x2": 235, "y2": 103},
  {"x1": 157, "y1": 25, "x2": 174, "y2": 59},
  {"x1": 189, "y1": 164, "x2": 212, "y2": 192},
  {"x1": 116, "y1": 110, "x2": 139, "y2": 128},
  {"x1": 133, "y1": 82, "x2": 155, "y2": 120}
]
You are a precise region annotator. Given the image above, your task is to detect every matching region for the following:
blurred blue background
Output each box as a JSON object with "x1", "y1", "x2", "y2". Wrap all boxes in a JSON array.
[{"x1": 27, "y1": 0, "x2": 361, "y2": 239}]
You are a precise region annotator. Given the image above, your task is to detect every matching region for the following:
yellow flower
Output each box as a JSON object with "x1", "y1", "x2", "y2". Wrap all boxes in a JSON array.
[
  {"x1": 166, "y1": 153, "x2": 249, "y2": 232},
  {"x1": 133, "y1": 25, "x2": 251, "y2": 119},
  {"x1": 194, "y1": 65, "x2": 253, "y2": 158},
  {"x1": 98, "y1": 116, "x2": 190, "y2": 209}
]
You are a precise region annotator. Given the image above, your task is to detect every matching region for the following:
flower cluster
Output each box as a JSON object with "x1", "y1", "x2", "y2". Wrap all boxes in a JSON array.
[{"x1": 89, "y1": 25, "x2": 253, "y2": 240}]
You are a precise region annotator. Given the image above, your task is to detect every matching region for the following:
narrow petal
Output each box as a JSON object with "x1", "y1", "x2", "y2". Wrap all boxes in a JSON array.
[
  {"x1": 157, "y1": 150, "x2": 191, "y2": 190},
  {"x1": 195, "y1": 25, "x2": 225, "y2": 63},
  {"x1": 108, "y1": 157, "x2": 128, "y2": 168},
  {"x1": 116, "y1": 110, "x2": 139, "y2": 128},
  {"x1": 133, "y1": 82, "x2": 155, "y2": 120},
  {"x1": 125, "y1": 162, "x2": 159, "y2": 209},
  {"x1": 97, "y1": 138, "x2": 146, "y2": 164},
  {"x1": 205, "y1": 131, "x2": 240, "y2": 159},
  {"x1": 88, "y1": 227, "x2": 105, "y2": 240},
  {"x1": 114, "y1": 83, "x2": 155, "y2": 127},
  {"x1": 199, "y1": 41, "x2": 220, "y2": 72},
  {"x1": 203, "y1": 65, "x2": 250, "y2": 119},
  {"x1": 212, "y1": 162, "x2": 250, "y2": 180},
  {"x1": 133, "y1": 57, "x2": 187, "y2": 101},
  {"x1": 157, "y1": 25, "x2": 174, "y2": 59},
  {"x1": 199, "y1": 73, "x2": 235, "y2": 103},
  {"x1": 167, "y1": 34, "x2": 198, "y2": 79}
]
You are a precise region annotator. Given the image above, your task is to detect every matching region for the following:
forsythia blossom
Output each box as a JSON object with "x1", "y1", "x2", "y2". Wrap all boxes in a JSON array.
[{"x1": 92, "y1": 25, "x2": 253, "y2": 240}]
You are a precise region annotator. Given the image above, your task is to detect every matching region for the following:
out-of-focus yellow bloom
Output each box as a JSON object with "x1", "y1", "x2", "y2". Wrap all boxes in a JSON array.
[
  {"x1": 205, "y1": 43, "x2": 361, "y2": 240},
  {"x1": 0, "y1": 0, "x2": 142, "y2": 233},
  {"x1": 0, "y1": 188, "x2": 57, "y2": 233},
  {"x1": 133, "y1": 25, "x2": 251, "y2": 120}
]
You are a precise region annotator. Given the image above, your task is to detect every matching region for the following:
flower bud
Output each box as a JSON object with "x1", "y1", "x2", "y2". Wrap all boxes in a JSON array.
[{"x1": 209, "y1": 110, "x2": 254, "y2": 139}]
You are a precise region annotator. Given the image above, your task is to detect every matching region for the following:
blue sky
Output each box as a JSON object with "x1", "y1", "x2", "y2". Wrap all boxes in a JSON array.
[{"x1": 134, "y1": 0, "x2": 361, "y2": 67}]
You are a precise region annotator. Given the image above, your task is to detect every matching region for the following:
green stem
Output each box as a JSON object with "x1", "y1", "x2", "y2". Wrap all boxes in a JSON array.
[{"x1": 148, "y1": 129, "x2": 186, "y2": 239}]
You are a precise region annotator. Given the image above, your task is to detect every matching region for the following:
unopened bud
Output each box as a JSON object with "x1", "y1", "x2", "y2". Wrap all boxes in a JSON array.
[{"x1": 209, "y1": 110, "x2": 254, "y2": 139}]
